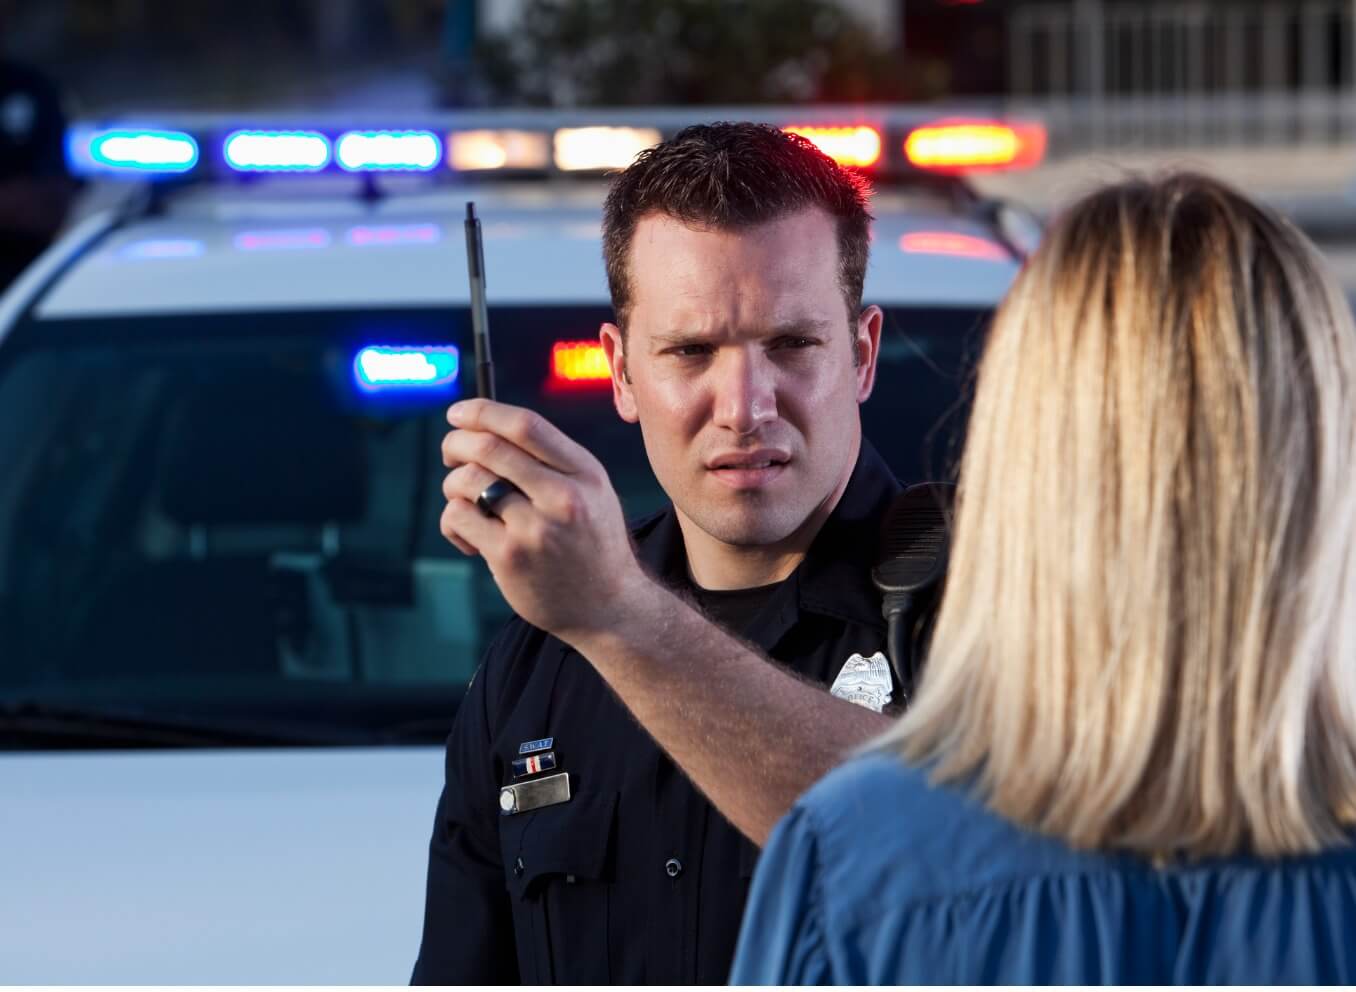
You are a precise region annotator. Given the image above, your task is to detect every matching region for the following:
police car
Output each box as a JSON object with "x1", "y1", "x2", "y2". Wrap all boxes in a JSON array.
[{"x1": 0, "y1": 108, "x2": 1035, "y2": 982}]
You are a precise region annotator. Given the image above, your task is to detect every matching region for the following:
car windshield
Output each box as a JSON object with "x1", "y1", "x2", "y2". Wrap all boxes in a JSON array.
[{"x1": 0, "y1": 304, "x2": 989, "y2": 747}]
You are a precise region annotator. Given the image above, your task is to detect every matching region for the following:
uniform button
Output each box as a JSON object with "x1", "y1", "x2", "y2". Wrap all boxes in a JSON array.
[
  {"x1": 514, "y1": 857, "x2": 525, "y2": 878},
  {"x1": 664, "y1": 857, "x2": 683, "y2": 879}
]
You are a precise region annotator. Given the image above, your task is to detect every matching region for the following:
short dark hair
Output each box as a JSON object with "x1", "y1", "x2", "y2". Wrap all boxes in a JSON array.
[{"x1": 602, "y1": 122, "x2": 874, "y2": 330}]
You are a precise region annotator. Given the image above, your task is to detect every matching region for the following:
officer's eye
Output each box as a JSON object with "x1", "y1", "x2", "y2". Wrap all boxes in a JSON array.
[
  {"x1": 668, "y1": 343, "x2": 713, "y2": 358},
  {"x1": 771, "y1": 336, "x2": 819, "y2": 350}
]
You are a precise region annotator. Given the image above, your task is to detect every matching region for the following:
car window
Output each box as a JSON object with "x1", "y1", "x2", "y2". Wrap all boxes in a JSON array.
[{"x1": 0, "y1": 304, "x2": 988, "y2": 746}]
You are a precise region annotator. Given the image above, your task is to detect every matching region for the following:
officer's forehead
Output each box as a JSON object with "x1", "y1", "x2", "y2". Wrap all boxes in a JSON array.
[{"x1": 628, "y1": 210, "x2": 841, "y2": 304}]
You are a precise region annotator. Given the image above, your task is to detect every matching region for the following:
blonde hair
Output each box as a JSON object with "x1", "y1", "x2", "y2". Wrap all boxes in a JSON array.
[{"x1": 887, "y1": 173, "x2": 1356, "y2": 857}]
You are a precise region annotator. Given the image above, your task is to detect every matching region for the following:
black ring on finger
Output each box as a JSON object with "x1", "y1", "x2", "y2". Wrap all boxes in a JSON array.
[{"x1": 476, "y1": 477, "x2": 521, "y2": 518}]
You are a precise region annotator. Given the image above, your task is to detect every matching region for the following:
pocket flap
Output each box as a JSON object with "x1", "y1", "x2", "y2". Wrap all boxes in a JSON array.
[{"x1": 501, "y1": 789, "x2": 618, "y2": 900}]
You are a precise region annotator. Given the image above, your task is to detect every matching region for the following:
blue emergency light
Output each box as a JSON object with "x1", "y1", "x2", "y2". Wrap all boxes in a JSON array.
[
  {"x1": 69, "y1": 127, "x2": 199, "y2": 175},
  {"x1": 353, "y1": 345, "x2": 460, "y2": 393},
  {"x1": 336, "y1": 130, "x2": 441, "y2": 172},
  {"x1": 224, "y1": 130, "x2": 331, "y2": 172}
]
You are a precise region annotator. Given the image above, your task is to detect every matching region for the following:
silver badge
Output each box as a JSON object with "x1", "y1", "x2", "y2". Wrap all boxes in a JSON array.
[
  {"x1": 830, "y1": 651, "x2": 894, "y2": 712},
  {"x1": 499, "y1": 771, "x2": 571, "y2": 815}
]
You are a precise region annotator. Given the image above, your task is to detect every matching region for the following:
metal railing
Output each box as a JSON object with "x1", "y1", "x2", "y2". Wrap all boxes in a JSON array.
[
  {"x1": 1007, "y1": 1, "x2": 1356, "y2": 151},
  {"x1": 1005, "y1": 92, "x2": 1356, "y2": 154}
]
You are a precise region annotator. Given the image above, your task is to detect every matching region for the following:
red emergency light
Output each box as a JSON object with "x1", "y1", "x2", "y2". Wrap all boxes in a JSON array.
[
  {"x1": 783, "y1": 125, "x2": 883, "y2": 169},
  {"x1": 903, "y1": 120, "x2": 1046, "y2": 172},
  {"x1": 550, "y1": 340, "x2": 612, "y2": 389}
]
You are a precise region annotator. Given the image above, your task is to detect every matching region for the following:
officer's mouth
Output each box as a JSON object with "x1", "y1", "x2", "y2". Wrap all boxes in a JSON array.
[{"x1": 705, "y1": 450, "x2": 791, "y2": 490}]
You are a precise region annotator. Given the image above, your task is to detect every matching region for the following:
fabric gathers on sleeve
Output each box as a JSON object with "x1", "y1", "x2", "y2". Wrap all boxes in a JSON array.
[{"x1": 729, "y1": 805, "x2": 835, "y2": 986}]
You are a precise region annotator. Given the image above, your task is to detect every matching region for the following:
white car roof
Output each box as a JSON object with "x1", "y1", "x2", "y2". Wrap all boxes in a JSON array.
[{"x1": 34, "y1": 181, "x2": 1018, "y2": 319}]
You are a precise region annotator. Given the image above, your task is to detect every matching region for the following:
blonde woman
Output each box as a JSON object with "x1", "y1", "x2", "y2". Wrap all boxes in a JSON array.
[{"x1": 730, "y1": 173, "x2": 1356, "y2": 984}]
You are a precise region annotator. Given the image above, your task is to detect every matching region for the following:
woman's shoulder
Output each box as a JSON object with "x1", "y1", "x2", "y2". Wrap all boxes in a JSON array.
[
  {"x1": 794, "y1": 752, "x2": 1356, "y2": 913},
  {"x1": 796, "y1": 749, "x2": 992, "y2": 846},
  {"x1": 790, "y1": 751, "x2": 1111, "y2": 912},
  {"x1": 800, "y1": 749, "x2": 937, "y2": 810}
]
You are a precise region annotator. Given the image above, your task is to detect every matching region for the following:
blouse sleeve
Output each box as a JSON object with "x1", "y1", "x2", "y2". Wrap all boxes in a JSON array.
[{"x1": 728, "y1": 805, "x2": 834, "y2": 986}]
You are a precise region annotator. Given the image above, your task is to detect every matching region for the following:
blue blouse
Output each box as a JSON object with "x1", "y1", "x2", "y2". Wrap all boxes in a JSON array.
[{"x1": 731, "y1": 753, "x2": 1356, "y2": 984}]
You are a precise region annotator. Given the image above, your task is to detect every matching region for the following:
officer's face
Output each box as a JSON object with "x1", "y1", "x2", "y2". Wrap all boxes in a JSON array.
[{"x1": 601, "y1": 207, "x2": 882, "y2": 550}]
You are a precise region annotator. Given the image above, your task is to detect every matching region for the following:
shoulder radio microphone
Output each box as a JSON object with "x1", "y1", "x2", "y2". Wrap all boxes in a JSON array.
[{"x1": 871, "y1": 482, "x2": 955, "y2": 700}]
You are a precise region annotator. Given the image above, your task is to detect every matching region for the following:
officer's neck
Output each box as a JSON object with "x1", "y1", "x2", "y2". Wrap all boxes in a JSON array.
[
  {"x1": 676, "y1": 467, "x2": 854, "y2": 592},
  {"x1": 681, "y1": 532, "x2": 806, "y2": 592}
]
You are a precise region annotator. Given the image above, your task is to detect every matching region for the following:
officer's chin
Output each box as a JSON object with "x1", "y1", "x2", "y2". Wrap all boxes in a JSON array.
[{"x1": 705, "y1": 510, "x2": 806, "y2": 550}]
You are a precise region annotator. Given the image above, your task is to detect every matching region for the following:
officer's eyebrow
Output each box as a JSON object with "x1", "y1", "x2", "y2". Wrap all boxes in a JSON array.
[
  {"x1": 649, "y1": 319, "x2": 835, "y2": 349},
  {"x1": 760, "y1": 318, "x2": 835, "y2": 339}
]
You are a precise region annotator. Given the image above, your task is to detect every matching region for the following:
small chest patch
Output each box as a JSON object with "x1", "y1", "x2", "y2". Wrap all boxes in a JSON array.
[{"x1": 830, "y1": 651, "x2": 894, "y2": 712}]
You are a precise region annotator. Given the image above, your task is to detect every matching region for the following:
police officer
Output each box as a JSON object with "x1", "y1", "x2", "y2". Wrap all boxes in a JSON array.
[
  {"x1": 413, "y1": 123, "x2": 898, "y2": 984},
  {"x1": 0, "y1": 59, "x2": 76, "y2": 293}
]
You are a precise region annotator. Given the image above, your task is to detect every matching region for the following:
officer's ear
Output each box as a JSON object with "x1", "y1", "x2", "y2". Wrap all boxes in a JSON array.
[
  {"x1": 854, "y1": 305, "x2": 884, "y2": 403},
  {"x1": 600, "y1": 322, "x2": 638, "y2": 423}
]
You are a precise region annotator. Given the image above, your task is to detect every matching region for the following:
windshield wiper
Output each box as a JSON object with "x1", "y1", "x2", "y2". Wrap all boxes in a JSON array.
[{"x1": 0, "y1": 700, "x2": 351, "y2": 749}]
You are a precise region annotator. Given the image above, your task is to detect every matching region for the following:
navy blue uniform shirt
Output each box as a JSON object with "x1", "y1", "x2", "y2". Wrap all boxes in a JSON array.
[
  {"x1": 733, "y1": 752, "x2": 1356, "y2": 984},
  {"x1": 411, "y1": 441, "x2": 899, "y2": 984}
]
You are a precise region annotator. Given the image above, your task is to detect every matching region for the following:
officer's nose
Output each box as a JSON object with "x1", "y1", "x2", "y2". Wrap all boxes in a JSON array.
[{"x1": 710, "y1": 347, "x2": 777, "y2": 436}]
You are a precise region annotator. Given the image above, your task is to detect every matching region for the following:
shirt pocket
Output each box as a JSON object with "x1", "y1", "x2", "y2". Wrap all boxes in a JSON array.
[{"x1": 499, "y1": 788, "x2": 619, "y2": 984}]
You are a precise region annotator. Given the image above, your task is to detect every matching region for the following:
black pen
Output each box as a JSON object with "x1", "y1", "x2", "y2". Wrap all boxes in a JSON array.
[
  {"x1": 464, "y1": 200, "x2": 522, "y2": 516},
  {"x1": 465, "y1": 201, "x2": 495, "y2": 400}
]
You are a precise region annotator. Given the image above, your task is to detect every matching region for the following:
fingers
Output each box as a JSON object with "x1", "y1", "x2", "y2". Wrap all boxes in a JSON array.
[
  {"x1": 447, "y1": 399, "x2": 591, "y2": 475},
  {"x1": 439, "y1": 493, "x2": 504, "y2": 558},
  {"x1": 440, "y1": 509, "x2": 479, "y2": 557},
  {"x1": 440, "y1": 460, "x2": 536, "y2": 557},
  {"x1": 441, "y1": 426, "x2": 562, "y2": 506},
  {"x1": 442, "y1": 461, "x2": 530, "y2": 521}
]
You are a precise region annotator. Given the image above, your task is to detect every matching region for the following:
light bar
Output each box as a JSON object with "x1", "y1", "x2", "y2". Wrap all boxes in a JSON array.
[
  {"x1": 784, "y1": 125, "x2": 882, "y2": 168},
  {"x1": 70, "y1": 128, "x2": 199, "y2": 175},
  {"x1": 899, "y1": 231, "x2": 1010, "y2": 262},
  {"x1": 448, "y1": 129, "x2": 550, "y2": 171},
  {"x1": 550, "y1": 341, "x2": 612, "y2": 387},
  {"x1": 554, "y1": 127, "x2": 661, "y2": 172},
  {"x1": 224, "y1": 130, "x2": 330, "y2": 172},
  {"x1": 336, "y1": 130, "x2": 441, "y2": 172},
  {"x1": 903, "y1": 120, "x2": 1047, "y2": 172},
  {"x1": 354, "y1": 345, "x2": 460, "y2": 392}
]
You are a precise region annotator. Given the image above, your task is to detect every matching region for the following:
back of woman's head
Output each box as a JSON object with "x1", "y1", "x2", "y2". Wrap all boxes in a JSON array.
[{"x1": 892, "y1": 172, "x2": 1356, "y2": 857}]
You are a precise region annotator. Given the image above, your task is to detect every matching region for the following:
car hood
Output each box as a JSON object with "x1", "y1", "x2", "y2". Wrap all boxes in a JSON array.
[{"x1": 0, "y1": 745, "x2": 445, "y2": 983}]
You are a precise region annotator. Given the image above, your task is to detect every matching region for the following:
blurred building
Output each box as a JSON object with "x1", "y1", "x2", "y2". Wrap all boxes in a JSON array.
[
  {"x1": 1003, "y1": 0, "x2": 1353, "y2": 99},
  {"x1": 478, "y1": 0, "x2": 1353, "y2": 102},
  {"x1": 885, "y1": 0, "x2": 1356, "y2": 100},
  {"x1": 5, "y1": 0, "x2": 1352, "y2": 116}
]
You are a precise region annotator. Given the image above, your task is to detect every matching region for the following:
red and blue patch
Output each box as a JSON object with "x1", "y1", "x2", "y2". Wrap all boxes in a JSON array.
[{"x1": 512, "y1": 751, "x2": 557, "y2": 778}]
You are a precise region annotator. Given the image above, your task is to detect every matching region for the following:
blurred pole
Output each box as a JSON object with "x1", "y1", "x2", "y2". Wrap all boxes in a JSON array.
[
  {"x1": 441, "y1": 0, "x2": 479, "y2": 107},
  {"x1": 1185, "y1": 7, "x2": 1203, "y2": 147},
  {"x1": 1076, "y1": 0, "x2": 1106, "y2": 144},
  {"x1": 1009, "y1": 7, "x2": 1031, "y2": 99},
  {"x1": 899, "y1": 0, "x2": 905, "y2": 67},
  {"x1": 1299, "y1": 2, "x2": 1326, "y2": 144},
  {"x1": 1350, "y1": 0, "x2": 1356, "y2": 141},
  {"x1": 1263, "y1": 2, "x2": 1285, "y2": 144},
  {"x1": 1050, "y1": 7, "x2": 1068, "y2": 96}
]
